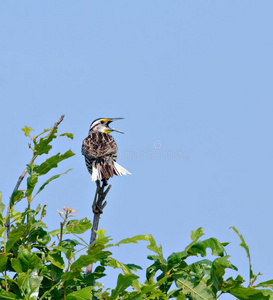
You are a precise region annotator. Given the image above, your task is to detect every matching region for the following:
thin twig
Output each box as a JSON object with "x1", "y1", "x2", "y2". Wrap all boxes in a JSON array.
[
  {"x1": 85, "y1": 181, "x2": 112, "y2": 275},
  {"x1": 6, "y1": 115, "x2": 65, "y2": 234}
]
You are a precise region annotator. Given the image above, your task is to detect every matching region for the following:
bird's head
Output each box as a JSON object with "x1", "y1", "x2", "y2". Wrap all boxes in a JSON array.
[{"x1": 89, "y1": 118, "x2": 124, "y2": 134}]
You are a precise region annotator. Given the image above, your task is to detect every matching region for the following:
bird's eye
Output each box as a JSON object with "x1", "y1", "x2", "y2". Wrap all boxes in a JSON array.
[{"x1": 100, "y1": 121, "x2": 104, "y2": 124}]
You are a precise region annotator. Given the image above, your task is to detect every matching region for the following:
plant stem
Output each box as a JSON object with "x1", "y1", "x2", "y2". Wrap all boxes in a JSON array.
[
  {"x1": 27, "y1": 200, "x2": 31, "y2": 224},
  {"x1": 6, "y1": 115, "x2": 65, "y2": 235},
  {"x1": 60, "y1": 221, "x2": 63, "y2": 245}
]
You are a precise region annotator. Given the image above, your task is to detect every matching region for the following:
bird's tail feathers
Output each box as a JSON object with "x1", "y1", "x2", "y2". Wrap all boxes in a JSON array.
[
  {"x1": 91, "y1": 161, "x2": 131, "y2": 181},
  {"x1": 113, "y1": 162, "x2": 132, "y2": 176},
  {"x1": 91, "y1": 165, "x2": 101, "y2": 181}
]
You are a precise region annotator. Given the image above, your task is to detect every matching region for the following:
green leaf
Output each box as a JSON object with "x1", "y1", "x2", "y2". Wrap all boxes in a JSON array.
[
  {"x1": 49, "y1": 228, "x2": 68, "y2": 237},
  {"x1": 175, "y1": 274, "x2": 216, "y2": 300},
  {"x1": 36, "y1": 230, "x2": 51, "y2": 245},
  {"x1": 22, "y1": 126, "x2": 34, "y2": 137},
  {"x1": 70, "y1": 255, "x2": 96, "y2": 271},
  {"x1": 0, "y1": 253, "x2": 10, "y2": 272},
  {"x1": 24, "y1": 270, "x2": 43, "y2": 300},
  {"x1": 27, "y1": 164, "x2": 39, "y2": 175},
  {"x1": 85, "y1": 265, "x2": 107, "y2": 284},
  {"x1": 11, "y1": 257, "x2": 23, "y2": 273},
  {"x1": 0, "y1": 192, "x2": 5, "y2": 226},
  {"x1": 147, "y1": 235, "x2": 163, "y2": 255},
  {"x1": 190, "y1": 227, "x2": 205, "y2": 242},
  {"x1": 257, "y1": 279, "x2": 273, "y2": 289},
  {"x1": 182, "y1": 259, "x2": 213, "y2": 283},
  {"x1": 35, "y1": 169, "x2": 72, "y2": 196},
  {"x1": 110, "y1": 274, "x2": 139, "y2": 300},
  {"x1": 10, "y1": 190, "x2": 25, "y2": 208},
  {"x1": 39, "y1": 205, "x2": 47, "y2": 221},
  {"x1": 66, "y1": 218, "x2": 92, "y2": 234},
  {"x1": 146, "y1": 236, "x2": 168, "y2": 282},
  {"x1": 188, "y1": 238, "x2": 225, "y2": 257},
  {"x1": 70, "y1": 231, "x2": 112, "y2": 270},
  {"x1": 71, "y1": 239, "x2": 112, "y2": 271},
  {"x1": 231, "y1": 226, "x2": 254, "y2": 284},
  {"x1": 67, "y1": 286, "x2": 93, "y2": 300},
  {"x1": 61, "y1": 269, "x2": 82, "y2": 281},
  {"x1": 211, "y1": 256, "x2": 238, "y2": 291},
  {"x1": 168, "y1": 237, "x2": 225, "y2": 269},
  {"x1": 11, "y1": 245, "x2": 42, "y2": 273},
  {"x1": 114, "y1": 234, "x2": 151, "y2": 247},
  {"x1": 71, "y1": 255, "x2": 95, "y2": 271},
  {"x1": 47, "y1": 252, "x2": 65, "y2": 270},
  {"x1": 34, "y1": 128, "x2": 57, "y2": 156},
  {"x1": 36, "y1": 150, "x2": 75, "y2": 175},
  {"x1": 132, "y1": 275, "x2": 170, "y2": 299},
  {"x1": 35, "y1": 142, "x2": 52, "y2": 156},
  {"x1": 26, "y1": 175, "x2": 38, "y2": 197},
  {"x1": 108, "y1": 258, "x2": 135, "y2": 275},
  {"x1": 126, "y1": 263, "x2": 143, "y2": 271},
  {"x1": 71, "y1": 248, "x2": 112, "y2": 270},
  {"x1": 0, "y1": 290, "x2": 21, "y2": 299},
  {"x1": 168, "y1": 289, "x2": 187, "y2": 299},
  {"x1": 10, "y1": 210, "x2": 24, "y2": 225},
  {"x1": 6, "y1": 226, "x2": 26, "y2": 251},
  {"x1": 16, "y1": 271, "x2": 43, "y2": 300},
  {"x1": 96, "y1": 227, "x2": 107, "y2": 239},
  {"x1": 219, "y1": 275, "x2": 244, "y2": 292},
  {"x1": 62, "y1": 238, "x2": 82, "y2": 247},
  {"x1": 0, "y1": 191, "x2": 4, "y2": 215},
  {"x1": 60, "y1": 132, "x2": 74, "y2": 139},
  {"x1": 29, "y1": 220, "x2": 48, "y2": 231},
  {"x1": 34, "y1": 204, "x2": 41, "y2": 217},
  {"x1": 229, "y1": 286, "x2": 273, "y2": 299},
  {"x1": 166, "y1": 228, "x2": 206, "y2": 265},
  {"x1": 177, "y1": 294, "x2": 187, "y2": 300},
  {"x1": 166, "y1": 250, "x2": 187, "y2": 268}
]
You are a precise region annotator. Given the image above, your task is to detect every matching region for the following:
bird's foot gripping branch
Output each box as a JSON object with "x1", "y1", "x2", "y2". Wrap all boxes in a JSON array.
[{"x1": 0, "y1": 116, "x2": 273, "y2": 299}]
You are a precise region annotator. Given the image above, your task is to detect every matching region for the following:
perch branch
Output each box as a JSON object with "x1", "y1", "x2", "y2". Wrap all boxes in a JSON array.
[
  {"x1": 6, "y1": 115, "x2": 65, "y2": 234},
  {"x1": 85, "y1": 181, "x2": 112, "y2": 275}
]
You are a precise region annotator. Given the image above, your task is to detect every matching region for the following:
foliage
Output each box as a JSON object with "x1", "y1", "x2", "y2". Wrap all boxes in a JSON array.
[{"x1": 0, "y1": 119, "x2": 272, "y2": 299}]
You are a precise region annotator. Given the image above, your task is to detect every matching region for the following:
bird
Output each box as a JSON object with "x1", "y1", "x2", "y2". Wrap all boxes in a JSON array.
[{"x1": 82, "y1": 118, "x2": 131, "y2": 185}]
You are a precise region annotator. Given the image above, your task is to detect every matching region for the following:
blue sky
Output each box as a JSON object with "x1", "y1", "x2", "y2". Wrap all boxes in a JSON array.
[{"x1": 1, "y1": 1, "x2": 273, "y2": 298}]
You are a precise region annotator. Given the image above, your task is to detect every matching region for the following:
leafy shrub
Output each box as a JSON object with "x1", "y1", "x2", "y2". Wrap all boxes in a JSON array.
[{"x1": 0, "y1": 117, "x2": 272, "y2": 299}]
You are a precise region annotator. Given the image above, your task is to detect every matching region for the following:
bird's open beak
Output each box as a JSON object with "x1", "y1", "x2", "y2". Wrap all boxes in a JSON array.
[{"x1": 106, "y1": 118, "x2": 124, "y2": 134}]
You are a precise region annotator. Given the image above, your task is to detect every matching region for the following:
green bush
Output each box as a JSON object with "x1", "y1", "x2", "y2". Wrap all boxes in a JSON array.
[{"x1": 0, "y1": 117, "x2": 272, "y2": 299}]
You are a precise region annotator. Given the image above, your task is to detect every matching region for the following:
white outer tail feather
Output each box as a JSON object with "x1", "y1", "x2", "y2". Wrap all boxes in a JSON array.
[
  {"x1": 113, "y1": 162, "x2": 132, "y2": 177},
  {"x1": 91, "y1": 162, "x2": 131, "y2": 181},
  {"x1": 91, "y1": 166, "x2": 100, "y2": 181}
]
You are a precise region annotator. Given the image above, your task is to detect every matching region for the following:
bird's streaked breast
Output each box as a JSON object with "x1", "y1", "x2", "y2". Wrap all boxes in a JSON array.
[{"x1": 82, "y1": 132, "x2": 118, "y2": 159}]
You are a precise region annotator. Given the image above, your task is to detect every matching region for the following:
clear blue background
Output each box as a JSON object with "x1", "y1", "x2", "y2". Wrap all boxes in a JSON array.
[{"x1": 1, "y1": 1, "x2": 273, "y2": 298}]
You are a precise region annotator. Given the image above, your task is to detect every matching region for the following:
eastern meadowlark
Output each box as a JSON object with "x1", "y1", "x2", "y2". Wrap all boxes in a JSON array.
[{"x1": 82, "y1": 118, "x2": 131, "y2": 184}]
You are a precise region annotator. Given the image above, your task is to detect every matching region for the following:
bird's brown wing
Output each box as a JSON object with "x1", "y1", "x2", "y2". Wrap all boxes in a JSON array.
[{"x1": 82, "y1": 132, "x2": 118, "y2": 159}]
